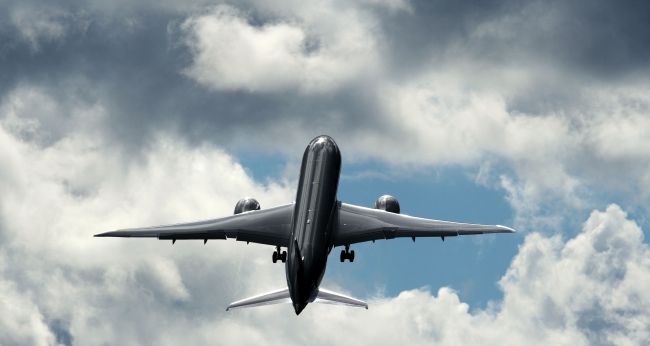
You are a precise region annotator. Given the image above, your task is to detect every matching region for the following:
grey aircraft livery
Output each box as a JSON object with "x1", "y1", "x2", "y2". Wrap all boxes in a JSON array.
[{"x1": 96, "y1": 135, "x2": 515, "y2": 315}]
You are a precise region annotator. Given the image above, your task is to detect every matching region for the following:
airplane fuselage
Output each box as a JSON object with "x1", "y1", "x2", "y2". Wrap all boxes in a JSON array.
[{"x1": 286, "y1": 136, "x2": 341, "y2": 314}]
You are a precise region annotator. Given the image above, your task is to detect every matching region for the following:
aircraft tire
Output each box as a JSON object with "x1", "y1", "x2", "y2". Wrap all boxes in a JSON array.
[
  {"x1": 272, "y1": 251, "x2": 278, "y2": 263},
  {"x1": 350, "y1": 250, "x2": 355, "y2": 262}
]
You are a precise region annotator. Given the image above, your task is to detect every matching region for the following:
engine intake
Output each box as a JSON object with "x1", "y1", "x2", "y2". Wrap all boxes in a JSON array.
[
  {"x1": 373, "y1": 195, "x2": 400, "y2": 214},
  {"x1": 234, "y1": 198, "x2": 261, "y2": 214}
]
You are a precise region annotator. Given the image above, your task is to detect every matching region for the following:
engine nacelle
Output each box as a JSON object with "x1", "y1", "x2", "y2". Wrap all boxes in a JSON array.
[
  {"x1": 373, "y1": 195, "x2": 400, "y2": 214},
  {"x1": 234, "y1": 198, "x2": 261, "y2": 214}
]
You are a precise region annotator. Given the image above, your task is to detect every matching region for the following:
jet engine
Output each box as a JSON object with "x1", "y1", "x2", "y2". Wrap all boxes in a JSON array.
[
  {"x1": 234, "y1": 198, "x2": 261, "y2": 214},
  {"x1": 373, "y1": 195, "x2": 400, "y2": 214}
]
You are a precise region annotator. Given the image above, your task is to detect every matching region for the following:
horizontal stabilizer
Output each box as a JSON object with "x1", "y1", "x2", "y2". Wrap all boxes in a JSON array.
[
  {"x1": 226, "y1": 288, "x2": 291, "y2": 311},
  {"x1": 314, "y1": 288, "x2": 368, "y2": 309},
  {"x1": 226, "y1": 287, "x2": 368, "y2": 311}
]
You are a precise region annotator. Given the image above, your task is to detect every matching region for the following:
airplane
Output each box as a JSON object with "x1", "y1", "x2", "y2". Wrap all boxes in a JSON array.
[{"x1": 95, "y1": 135, "x2": 515, "y2": 315}]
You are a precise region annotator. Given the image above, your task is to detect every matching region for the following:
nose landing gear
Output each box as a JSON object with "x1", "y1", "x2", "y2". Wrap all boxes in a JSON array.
[
  {"x1": 339, "y1": 244, "x2": 355, "y2": 262},
  {"x1": 272, "y1": 246, "x2": 287, "y2": 263}
]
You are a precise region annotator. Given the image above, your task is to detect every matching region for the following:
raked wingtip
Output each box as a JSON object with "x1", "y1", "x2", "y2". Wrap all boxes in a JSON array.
[{"x1": 497, "y1": 225, "x2": 516, "y2": 233}]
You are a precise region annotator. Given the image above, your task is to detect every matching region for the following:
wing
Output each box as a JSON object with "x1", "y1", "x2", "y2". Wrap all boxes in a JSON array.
[
  {"x1": 332, "y1": 202, "x2": 514, "y2": 246},
  {"x1": 95, "y1": 204, "x2": 293, "y2": 247}
]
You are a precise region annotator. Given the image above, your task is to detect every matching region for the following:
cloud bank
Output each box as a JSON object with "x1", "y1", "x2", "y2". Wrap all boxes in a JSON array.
[
  {"x1": 1, "y1": 0, "x2": 649, "y2": 344},
  {"x1": 1, "y1": 105, "x2": 648, "y2": 343},
  {"x1": 1, "y1": 0, "x2": 648, "y2": 227}
]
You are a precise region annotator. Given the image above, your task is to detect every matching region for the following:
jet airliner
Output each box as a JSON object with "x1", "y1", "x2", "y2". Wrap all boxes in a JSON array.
[{"x1": 96, "y1": 135, "x2": 515, "y2": 315}]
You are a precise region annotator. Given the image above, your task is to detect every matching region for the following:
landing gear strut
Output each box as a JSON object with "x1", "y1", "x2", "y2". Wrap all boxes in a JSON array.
[
  {"x1": 272, "y1": 246, "x2": 287, "y2": 263},
  {"x1": 340, "y1": 244, "x2": 355, "y2": 262}
]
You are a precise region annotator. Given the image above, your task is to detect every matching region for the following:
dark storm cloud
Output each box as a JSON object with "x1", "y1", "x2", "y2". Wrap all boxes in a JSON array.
[
  {"x1": 540, "y1": 0, "x2": 650, "y2": 77},
  {"x1": 0, "y1": 0, "x2": 649, "y2": 151},
  {"x1": 0, "y1": 1, "x2": 386, "y2": 154},
  {"x1": 376, "y1": 0, "x2": 508, "y2": 78},
  {"x1": 374, "y1": 0, "x2": 650, "y2": 115},
  {"x1": 380, "y1": 0, "x2": 650, "y2": 78}
]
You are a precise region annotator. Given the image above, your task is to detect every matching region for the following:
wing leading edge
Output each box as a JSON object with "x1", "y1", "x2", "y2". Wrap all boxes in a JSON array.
[
  {"x1": 95, "y1": 204, "x2": 294, "y2": 247},
  {"x1": 333, "y1": 202, "x2": 515, "y2": 246}
]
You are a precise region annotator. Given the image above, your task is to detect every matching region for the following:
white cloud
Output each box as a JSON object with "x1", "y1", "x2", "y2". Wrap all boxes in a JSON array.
[
  {"x1": 170, "y1": 1, "x2": 650, "y2": 229},
  {"x1": 1, "y1": 1, "x2": 649, "y2": 343},
  {"x1": 204, "y1": 204, "x2": 648, "y2": 346},
  {"x1": 9, "y1": 5, "x2": 77, "y2": 51},
  {"x1": 496, "y1": 204, "x2": 650, "y2": 344},
  {"x1": 1, "y1": 86, "x2": 649, "y2": 345},
  {"x1": 181, "y1": 4, "x2": 379, "y2": 93},
  {"x1": 0, "y1": 85, "x2": 104, "y2": 147},
  {"x1": 0, "y1": 272, "x2": 56, "y2": 346},
  {"x1": 338, "y1": 73, "x2": 650, "y2": 229},
  {"x1": 2, "y1": 0, "x2": 649, "y2": 233},
  {"x1": 178, "y1": 1, "x2": 650, "y2": 226},
  {"x1": 0, "y1": 87, "x2": 295, "y2": 343},
  {"x1": 7, "y1": 0, "x2": 649, "y2": 231}
]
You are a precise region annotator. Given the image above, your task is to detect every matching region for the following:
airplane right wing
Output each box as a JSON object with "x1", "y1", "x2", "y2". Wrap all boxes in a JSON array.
[
  {"x1": 95, "y1": 204, "x2": 294, "y2": 247},
  {"x1": 332, "y1": 202, "x2": 514, "y2": 246}
]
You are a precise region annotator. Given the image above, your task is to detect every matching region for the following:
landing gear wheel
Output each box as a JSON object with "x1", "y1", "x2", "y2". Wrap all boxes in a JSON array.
[
  {"x1": 350, "y1": 250, "x2": 355, "y2": 262},
  {"x1": 272, "y1": 251, "x2": 278, "y2": 263},
  {"x1": 340, "y1": 249, "x2": 346, "y2": 262},
  {"x1": 281, "y1": 251, "x2": 287, "y2": 263}
]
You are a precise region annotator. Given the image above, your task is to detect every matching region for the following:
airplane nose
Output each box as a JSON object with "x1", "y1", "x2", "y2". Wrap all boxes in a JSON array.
[{"x1": 307, "y1": 135, "x2": 339, "y2": 154}]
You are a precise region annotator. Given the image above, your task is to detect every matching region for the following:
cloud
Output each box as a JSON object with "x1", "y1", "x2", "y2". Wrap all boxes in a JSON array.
[
  {"x1": 351, "y1": 71, "x2": 650, "y2": 229},
  {"x1": 199, "y1": 205, "x2": 649, "y2": 346},
  {"x1": 173, "y1": 0, "x2": 650, "y2": 222},
  {"x1": 1, "y1": 2, "x2": 650, "y2": 343},
  {"x1": 0, "y1": 87, "x2": 295, "y2": 343},
  {"x1": 0, "y1": 273, "x2": 56, "y2": 346},
  {"x1": 9, "y1": 5, "x2": 70, "y2": 51},
  {"x1": 1, "y1": 84, "x2": 649, "y2": 344},
  {"x1": 1, "y1": 0, "x2": 646, "y2": 218},
  {"x1": 496, "y1": 204, "x2": 650, "y2": 345},
  {"x1": 181, "y1": 4, "x2": 379, "y2": 93}
]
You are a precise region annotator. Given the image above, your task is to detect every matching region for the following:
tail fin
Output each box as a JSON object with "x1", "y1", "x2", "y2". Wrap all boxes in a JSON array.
[
  {"x1": 314, "y1": 288, "x2": 368, "y2": 309},
  {"x1": 226, "y1": 288, "x2": 291, "y2": 311}
]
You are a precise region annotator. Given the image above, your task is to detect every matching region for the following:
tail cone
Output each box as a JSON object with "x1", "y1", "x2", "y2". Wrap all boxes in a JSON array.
[{"x1": 293, "y1": 302, "x2": 307, "y2": 315}]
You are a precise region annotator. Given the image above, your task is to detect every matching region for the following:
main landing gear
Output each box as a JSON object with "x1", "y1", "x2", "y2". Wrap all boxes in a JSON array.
[
  {"x1": 272, "y1": 246, "x2": 287, "y2": 263},
  {"x1": 340, "y1": 244, "x2": 355, "y2": 262}
]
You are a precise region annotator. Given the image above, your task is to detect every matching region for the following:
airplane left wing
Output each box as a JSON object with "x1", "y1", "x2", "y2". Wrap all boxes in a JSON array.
[
  {"x1": 332, "y1": 202, "x2": 514, "y2": 246},
  {"x1": 95, "y1": 204, "x2": 293, "y2": 247}
]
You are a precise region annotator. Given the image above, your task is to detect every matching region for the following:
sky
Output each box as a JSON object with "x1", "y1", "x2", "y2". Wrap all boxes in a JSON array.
[{"x1": 1, "y1": 0, "x2": 649, "y2": 345}]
